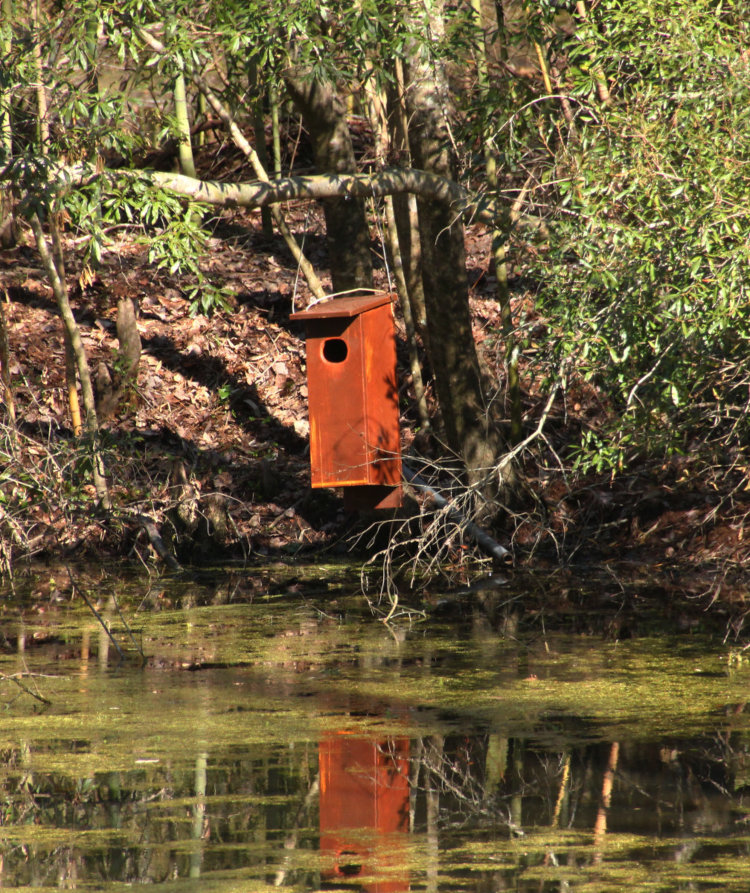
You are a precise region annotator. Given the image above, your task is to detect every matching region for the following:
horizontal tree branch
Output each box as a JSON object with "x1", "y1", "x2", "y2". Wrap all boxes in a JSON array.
[{"x1": 49, "y1": 162, "x2": 501, "y2": 226}]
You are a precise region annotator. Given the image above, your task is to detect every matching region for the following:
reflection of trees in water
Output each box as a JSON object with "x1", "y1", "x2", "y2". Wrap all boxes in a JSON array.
[
  {"x1": 388, "y1": 725, "x2": 750, "y2": 889},
  {"x1": 1, "y1": 714, "x2": 749, "y2": 887},
  {"x1": 401, "y1": 726, "x2": 749, "y2": 843},
  {"x1": 0, "y1": 742, "x2": 322, "y2": 888}
]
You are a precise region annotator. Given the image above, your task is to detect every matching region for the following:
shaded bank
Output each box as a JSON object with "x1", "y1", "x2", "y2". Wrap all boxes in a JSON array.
[{"x1": 3, "y1": 559, "x2": 747, "y2": 646}]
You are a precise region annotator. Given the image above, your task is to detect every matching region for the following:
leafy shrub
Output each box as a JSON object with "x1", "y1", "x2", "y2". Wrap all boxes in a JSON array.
[{"x1": 530, "y1": 0, "x2": 750, "y2": 472}]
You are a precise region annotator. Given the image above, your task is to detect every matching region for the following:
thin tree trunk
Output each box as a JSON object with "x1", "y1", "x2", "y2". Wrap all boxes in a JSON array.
[
  {"x1": 31, "y1": 1, "x2": 89, "y2": 447},
  {"x1": 174, "y1": 71, "x2": 197, "y2": 178},
  {"x1": 404, "y1": 34, "x2": 508, "y2": 499},
  {"x1": 30, "y1": 0, "x2": 49, "y2": 148},
  {"x1": 575, "y1": 0, "x2": 611, "y2": 105},
  {"x1": 29, "y1": 214, "x2": 110, "y2": 508},
  {"x1": 473, "y1": 0, "x2": 522, "y2": 445},
  {"x1": 249, "y1": 59, "x2": 273, "y2": 237},
  {"x1": 196, "y1": 92, "x2": 206, "y2": 147},
  {"x1": 391, "y1": 56, "x2": 434, "y2": 435},
  {"x1": 392, "y1": 194, "x2": 427, "y2": 335},
  {"x1": 391, "y1": 57, "x2": 428, "y2": 339},
  {"x1": 283, "y1": 70, "x2": 373, "y2": 294},
  {"x1": 384, "y1": 196, "x2": 431, "y2": 433},
  {"x1": 136, "y1": 25, "x2": 327, "y2": 302},
  {"x1": 0, "y1": 289, "x2": 16, "y2": 444},
  {"x1": 47, "y1": 213, "x2": 83, "y2": 434},
  {"x1": 63, "y1": 329, "x2": 83, "y2": 436},
  {"x1": 83, "y1": 18, "x2": 105, "y2": 270},
  {"x1": 0, "y1": 0, "x2": 16, "y2": 247},
  {"x1": 535, "y1": 37, "x2": 578, "y2": 140},
  {"x1": 360, "y1": 52, "x2": 430, "y2": 432},
  {"x1": 269, "y1": 80, "x2": 282, "y2": 177}
]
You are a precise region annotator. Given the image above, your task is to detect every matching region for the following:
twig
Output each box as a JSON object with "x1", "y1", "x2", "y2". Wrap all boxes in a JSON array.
[{"x1": 494, "y1": 380, "x2": 561, "y2": 478}]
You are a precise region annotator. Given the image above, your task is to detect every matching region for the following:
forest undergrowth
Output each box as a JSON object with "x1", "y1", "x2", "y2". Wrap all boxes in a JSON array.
[{"x1": 1, "y1": 133, "x2": 750, "y2": 629}]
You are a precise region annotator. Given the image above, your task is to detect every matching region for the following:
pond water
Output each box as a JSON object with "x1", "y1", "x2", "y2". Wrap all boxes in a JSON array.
[{"x1": 1, "y1": 565, "x2": 749, "y2": 892}]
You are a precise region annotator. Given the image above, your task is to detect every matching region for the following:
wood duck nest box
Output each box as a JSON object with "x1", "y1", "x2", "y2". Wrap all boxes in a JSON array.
[{"x1": 290, "y1": 293, "x2": 402, "y2": 510}]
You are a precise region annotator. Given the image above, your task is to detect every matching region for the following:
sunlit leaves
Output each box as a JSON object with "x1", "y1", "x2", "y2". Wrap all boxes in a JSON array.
[{"x1": 529, "y1": 0, "x2": 750, "y2": 473}]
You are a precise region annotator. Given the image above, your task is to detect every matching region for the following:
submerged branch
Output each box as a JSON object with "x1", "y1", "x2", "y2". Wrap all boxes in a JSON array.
[
  {"x1": 403, "y1": 462, "x2": 511, "y2": 563},
  {"x1": 0, "y1": 672, "x2": 52, "y2": 706},
  {"x1": 65, "y1": 566, "x2": 125, "y2": 662}
]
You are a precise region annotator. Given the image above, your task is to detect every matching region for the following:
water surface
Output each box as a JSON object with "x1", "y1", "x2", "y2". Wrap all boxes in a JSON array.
[{"x1": 1, "y1": 566, "x2": 749, "y2": 892}]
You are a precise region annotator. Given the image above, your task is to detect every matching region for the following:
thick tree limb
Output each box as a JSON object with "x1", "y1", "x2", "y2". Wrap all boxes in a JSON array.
[
  {"x1": 55, "y1": 162, "x2": 500, "y2": 225},
  {"x1": 152, "y1": 168, "x2": 495, "y2": 221}
]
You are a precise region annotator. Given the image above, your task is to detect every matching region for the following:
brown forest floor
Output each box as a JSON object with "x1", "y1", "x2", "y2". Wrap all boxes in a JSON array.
[{"x1": 2, "y1": 134, "x2": 750, "y2": 629}]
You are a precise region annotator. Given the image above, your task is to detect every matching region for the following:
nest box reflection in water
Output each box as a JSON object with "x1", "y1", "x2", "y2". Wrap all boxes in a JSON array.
[{"x1": 319, "y1": 734, "x2": 410, "y2": 893}]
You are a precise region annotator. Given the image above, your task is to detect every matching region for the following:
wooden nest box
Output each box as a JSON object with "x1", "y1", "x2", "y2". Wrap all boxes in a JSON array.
[{"x1": 291, "y1": 293, "x2": 402, "y2": 510}]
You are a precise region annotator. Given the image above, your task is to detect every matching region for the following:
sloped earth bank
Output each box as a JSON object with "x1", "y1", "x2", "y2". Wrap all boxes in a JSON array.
[{"x1": 1, "y1": 145, "x2": 749, "y2": 634}]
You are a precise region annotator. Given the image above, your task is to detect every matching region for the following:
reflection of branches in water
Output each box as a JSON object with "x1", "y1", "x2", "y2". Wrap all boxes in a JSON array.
[
  {"x1": 273, "y1": 771, "x2": 320, "y2": 887},
  {"x1": 380, "y1": 736, "x2": 523, "y2": 834},
  {"x1": 417, "y1": 737, "x2": 494, "y2": 824},
  {"x1": 384, "y1": 736, "x2": 624, "y2": 841}
]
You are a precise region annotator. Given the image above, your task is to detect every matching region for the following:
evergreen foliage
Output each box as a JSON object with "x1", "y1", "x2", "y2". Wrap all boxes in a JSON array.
[{"x1": 524, "y1": 0, "x2": 750, "y2": 471}]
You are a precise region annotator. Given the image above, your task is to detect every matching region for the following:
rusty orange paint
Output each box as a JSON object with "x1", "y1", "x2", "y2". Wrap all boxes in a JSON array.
[{"x1": 291, "y1": 294, "x2": 402, "y2": 509}]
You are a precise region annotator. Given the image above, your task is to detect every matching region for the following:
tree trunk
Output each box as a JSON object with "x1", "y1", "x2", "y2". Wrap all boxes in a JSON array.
[
  {"x1": 95, "y1": 295, "x2": 141, "y2": 420},
  {"x1": 390, "y1": 57, "x2": 428, "y2": 339},
  {"x1": 284, "y1": 70, "x2": 373, "y2": 294},
  {"x1": 404, "y1": 52, "x2": 507, "y2": 498},
  {"x1": 359, "y1": 50, "x2": 431, "y2": 433},
  {"x1": 473, "y1": 0, "x2": 522, "y2": 445},
  {"x1": 30, "y1": 214, "x2": 110, "y2": 508},
  {"x1": 249, "y1": 59, "x2": 273, "y2": 237},
  {"x1": 0, "y1": 289, "x2": 16, "y2": 443},
  {"x1": 30, "y1": 0, "x2": 49, "y2": 149}
]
